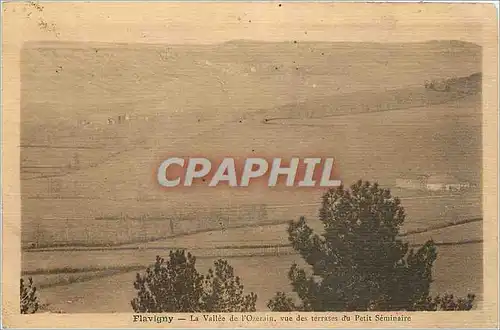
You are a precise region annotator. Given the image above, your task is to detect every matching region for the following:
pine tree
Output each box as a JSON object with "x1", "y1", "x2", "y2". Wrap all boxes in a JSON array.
[
  {"x1": 20, "y1": 277, "x2": 39, "y2": 314},
  {"x1": 131, "y1": 250, "x2": 257, "y2": 312},
  {"x1": 201, "y1": 259, "x2": 257, "y2": 312},
  {"x1": 268, "y1": 180, "x2": 475, "y2": 311}
]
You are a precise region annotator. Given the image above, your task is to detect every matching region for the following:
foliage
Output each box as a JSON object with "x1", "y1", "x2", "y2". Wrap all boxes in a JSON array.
[
  {"x1": 20, "y1": 277, "x2": 39, "y2": 314},
  {"x1": 267, "y1": 291, "x2": 296, "y2": 312},
  {"x1": 416, "y1": 293, "x2": 476, "y2": 311},
  {"x1": 131, "y1": 250, "x2": 256, "y2": 312},
  {"x1": 268, "y1": 180, "x2": 475, "y2": 311},
  {"x1": 202, "y1": 259, "x2": 257, "y2": 312}
]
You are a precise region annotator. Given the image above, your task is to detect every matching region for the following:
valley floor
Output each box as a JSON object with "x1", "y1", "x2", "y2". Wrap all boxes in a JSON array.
[{"x1": 29, "y1": 219, "x2": 483, "y2": 313}]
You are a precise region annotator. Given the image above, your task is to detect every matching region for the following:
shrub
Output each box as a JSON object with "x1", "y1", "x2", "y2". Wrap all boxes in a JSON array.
[
  {"x1": 20, "y1": 277, "x2": 39, "y2": 314},
  {"x1": 131, "y1": 250, "x2": 257, "y2": 312}
]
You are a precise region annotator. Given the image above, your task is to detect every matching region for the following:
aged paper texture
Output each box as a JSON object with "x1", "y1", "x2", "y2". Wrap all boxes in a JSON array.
[{"x1": 2, "y1": 1, "x2": 499, "y2": 328}]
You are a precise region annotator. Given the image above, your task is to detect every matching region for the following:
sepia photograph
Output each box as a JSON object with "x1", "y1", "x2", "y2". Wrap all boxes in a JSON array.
[{"x1": 2, "y1": 1, "x2": 498, "y2": 328}]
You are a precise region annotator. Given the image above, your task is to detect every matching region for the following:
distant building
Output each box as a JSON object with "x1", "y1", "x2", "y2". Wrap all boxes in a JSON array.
[
  {"x1": 395, "y1": 174, "x2": 428, "y2": 190},
  {"x1": 426, "y1": 174, "x2": 466, "y2": 192},
  {"x1": 396, "y1": 173, "x2": 470, "y2": 192}
]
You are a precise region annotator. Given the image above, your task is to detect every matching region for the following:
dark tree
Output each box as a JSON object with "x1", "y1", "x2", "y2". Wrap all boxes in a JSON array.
[
  {"x1": 267, "y1": 291, "x2": 296, "y2": 312},
  {"x1": 415, "y1": 293, "x2": 475, "y2": 311},
  {"x1": 268, "y1": 180, "x2": 475, "y2": 311},
  {"x1": 201, "y1": 259, "x2": 257, "y2": 312},
  {"x1": 131, "y1": 250, "x2": 257, "y2": 312},
  {"x1": 20, "y1": 277, "x2": 39, "y2": 314}
]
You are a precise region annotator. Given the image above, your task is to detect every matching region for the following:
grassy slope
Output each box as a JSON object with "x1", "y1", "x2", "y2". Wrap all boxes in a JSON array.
[
  {"x1": 21, "y1": 40, "x2": 482, "y2": 247},
  {"x1": 36, "y1": 243, "x2": 482, "y2": 313},
  {"x1": 21, "y1": 40, "x2": 483, "y2": 312},
  {"x1": 22, "y1": 217, "x2": 482, "y2": 273}
]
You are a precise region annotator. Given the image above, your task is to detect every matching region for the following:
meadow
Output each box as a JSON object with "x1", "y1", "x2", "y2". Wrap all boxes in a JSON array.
[
  {"x1": 20, "y1": 40, "x2": 483, "y2": 313},
  {"x1": 34, "y1": 241, "x2": 482, "y2": 313},
  {"x1": 21, "y1": 92, "x2": 482, "y2": 248}
]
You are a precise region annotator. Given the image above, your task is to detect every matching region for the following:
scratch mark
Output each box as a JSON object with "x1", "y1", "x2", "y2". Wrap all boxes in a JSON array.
[
  {"x1": 25, "y1": 1, "x2": 60, "y2": 38},
  {"x1": 29, "y1": 1, "x2": 44, "y2": 12}
]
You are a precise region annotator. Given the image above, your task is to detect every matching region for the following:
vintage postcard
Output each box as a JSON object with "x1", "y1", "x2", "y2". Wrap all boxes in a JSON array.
[{"x1": 1, "y1": 1, "x2": 498, "y2": 328}]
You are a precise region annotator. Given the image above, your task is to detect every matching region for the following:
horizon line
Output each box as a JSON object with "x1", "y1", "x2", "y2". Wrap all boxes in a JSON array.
[{"x1": 22, "y1": 39, "x2": 482, "y2": 49}]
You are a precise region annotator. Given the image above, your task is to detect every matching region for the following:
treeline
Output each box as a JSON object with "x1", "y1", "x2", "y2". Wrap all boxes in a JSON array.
[
  {"x1": 22, "y1": 181, "x2": 475, "y2": 313},
  {"x1": 424, "y1": 72, "x2": 482, "y2": 94}
]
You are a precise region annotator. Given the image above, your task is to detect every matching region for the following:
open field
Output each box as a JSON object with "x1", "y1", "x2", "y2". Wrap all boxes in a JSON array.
[
  {"x1": 23, "y1": 216, "x2": 482, "y2": 273},
  {"x1": 21, "y1": 40, "x2": 481, "y2": 110},
  {"x1": 34, "y1": 242, "x2": 482, "y2": 313},
  {"x1": 21, "y1": 40, "x2": 483, "y2": 313},
  {"x1": 21, "y1": 190, "x2": 481, "y2": 249},
  {"x1": 20, "y1": 90, "x2": 482, "y2": 248}
]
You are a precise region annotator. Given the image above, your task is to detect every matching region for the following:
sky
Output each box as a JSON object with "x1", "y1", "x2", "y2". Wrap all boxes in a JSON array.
[{"x1": 2, "y1": 2, "x2": 492, "y2": 46}]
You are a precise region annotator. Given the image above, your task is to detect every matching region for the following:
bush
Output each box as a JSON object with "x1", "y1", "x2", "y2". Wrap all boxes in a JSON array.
[
  {"x1": 131, "y1": 250, "x2": 257, "y2": 312},
  {"x1": 20, "y1": 277, "x2": 39, "y2": 314},
  {"x1": 416, "y1": 293, "x2": 475, "y2": 311},
  {"x1": 268, "y1": 180, "x2": 475, "y2": 311}
]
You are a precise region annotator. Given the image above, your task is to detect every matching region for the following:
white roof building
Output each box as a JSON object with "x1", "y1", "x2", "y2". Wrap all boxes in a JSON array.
[
  {"x1": 426, "y1": 174, "x2": 464, "y2": 191},
  {"x1": 396, "y1": 173, "x2": 469, "y2": 192}
]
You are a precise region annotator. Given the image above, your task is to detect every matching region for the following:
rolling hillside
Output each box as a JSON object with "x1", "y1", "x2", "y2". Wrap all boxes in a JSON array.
[{"x1": 21, "y1": 40, "x2": 482, "y2": 248}]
